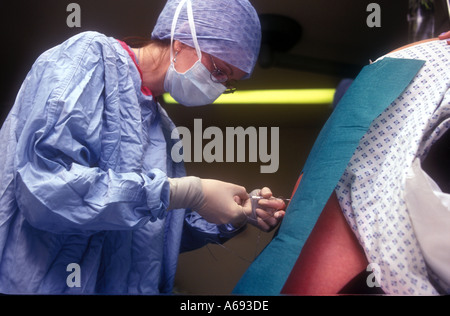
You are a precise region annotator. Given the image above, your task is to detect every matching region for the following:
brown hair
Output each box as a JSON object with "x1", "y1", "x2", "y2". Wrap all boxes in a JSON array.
[
  {"x1": 122, "y1": 36, "x2": 169, "y2": 48},
  {"x1": 122, "y1": 36, "x2": 171, "y2": 70}
]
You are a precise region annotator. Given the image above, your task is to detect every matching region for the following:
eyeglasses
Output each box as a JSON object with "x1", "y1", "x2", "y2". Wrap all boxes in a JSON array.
[{"x1": 209, "y1": 55, "x2": 236, "y2": 94}]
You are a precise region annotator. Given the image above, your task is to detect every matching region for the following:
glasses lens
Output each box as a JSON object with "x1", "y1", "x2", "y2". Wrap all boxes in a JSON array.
[{"x1": 210, "y1": 69, "x2": 228, "y2": 83}]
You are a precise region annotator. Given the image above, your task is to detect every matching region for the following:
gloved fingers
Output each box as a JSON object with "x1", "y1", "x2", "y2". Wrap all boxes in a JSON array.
[
  {"x1": 250, "y1": 199, "x2": 286, "y2": 232},
  {"x1": 253, "y1": 208, "x2": 285, "y2": 232},
  {"x1": 253, "y1": 218, "x2": 271, "y2": 232},
  {"x1": 232, "y1": 184, "x2": 250, "y2": 201},
  {"x1": 257, "y1": 197, "x2": 286, "y2": 211},
  {"x1": 255, "y1": 206, "x2": 285, "y2": 218},
  {"x1": 246, "y1": 187, "x2": 288, "y2": 231},
  {"x1": 199, "y1": 179, "x2": 249, "y2": 225},
  {"x1": 250, "y1": 187, "x2": 287, "y2": 211},
  {"x1": 239, "y1": 195, "x2": 253, "y2": 218},
  {"x1": 229, "y1": 205, "x2": 249, "y2": 229},
  {"x1": 250, "y1": 196, "x2": 287, "y2": 225},
  {"x1": 259, "y1": 187, "x2": 273, "y2": 198},
  {"x1": 251, "y1": 187, "x2": 275, "y2": 199}
]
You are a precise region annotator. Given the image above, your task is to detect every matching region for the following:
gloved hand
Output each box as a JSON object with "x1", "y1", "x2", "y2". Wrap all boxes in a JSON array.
[
  {"x1": 240, "y1": 187, "x2": 287, "y2": 232},
  {"x1": 167, "y1": 176, "x2": 248, "y2": 227}
]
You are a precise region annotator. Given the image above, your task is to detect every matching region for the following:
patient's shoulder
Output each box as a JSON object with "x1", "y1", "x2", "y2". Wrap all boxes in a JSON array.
[{"x1": 390, "y1": 38, "x2": 438, "y2": 53}]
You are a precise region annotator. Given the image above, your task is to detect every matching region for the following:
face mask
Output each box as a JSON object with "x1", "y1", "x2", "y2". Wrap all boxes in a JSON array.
[
  {"x1": 164, "y1": 61, "x2": 226, "y2": 106},
  {"x1": 164, "y1": 0, "x2": 226, "y2": 106}
]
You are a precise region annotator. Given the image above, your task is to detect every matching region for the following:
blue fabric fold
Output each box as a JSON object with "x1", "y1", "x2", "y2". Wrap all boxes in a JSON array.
[{"x1": 0, "y1": 31, "x2": 240, "y2": 294}]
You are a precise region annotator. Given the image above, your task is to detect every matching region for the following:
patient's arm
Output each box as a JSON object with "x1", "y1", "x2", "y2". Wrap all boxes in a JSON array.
[{"x1": 281, "y1": 192, "x2": 368, "y2": 295}]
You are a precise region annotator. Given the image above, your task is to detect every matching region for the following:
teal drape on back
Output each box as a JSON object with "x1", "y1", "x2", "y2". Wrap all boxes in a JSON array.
[{"x1": 233, "y1": 57, "x2": 425, "y2": 295}]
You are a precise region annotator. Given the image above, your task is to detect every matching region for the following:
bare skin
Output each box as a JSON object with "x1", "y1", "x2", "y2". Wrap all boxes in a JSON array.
[{"x1": 281, "y1": 192, "x2": 368, "y2": 295}]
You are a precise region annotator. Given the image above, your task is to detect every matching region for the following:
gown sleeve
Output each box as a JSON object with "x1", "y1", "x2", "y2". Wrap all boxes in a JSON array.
[
  {"x1": 13, "y1": 32, "x2": 170, "y2": 234},
  {"x1": 180, "y1": 211, "x2": 245, "y2": 252}
]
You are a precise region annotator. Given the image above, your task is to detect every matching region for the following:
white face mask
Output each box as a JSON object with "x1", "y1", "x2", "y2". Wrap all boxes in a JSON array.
[{"x1": 163, "y1": 0, "x2": 226, "y2": 106}]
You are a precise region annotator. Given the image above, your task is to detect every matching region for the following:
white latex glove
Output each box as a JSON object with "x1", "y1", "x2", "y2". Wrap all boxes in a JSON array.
[
  {"x1": 241, "y1": 187, "x2": 287, "y2": 232},
  {"x1": 167, "y1": 177, "x2": 248, "y2": 227}
]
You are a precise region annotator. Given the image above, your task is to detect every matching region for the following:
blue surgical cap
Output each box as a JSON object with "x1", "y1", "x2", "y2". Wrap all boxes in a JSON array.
[{"x1": 151, "y1": 0, "x2": 261, "y2": 79}]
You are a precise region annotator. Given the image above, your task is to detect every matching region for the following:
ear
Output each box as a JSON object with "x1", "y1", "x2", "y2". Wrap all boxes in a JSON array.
[{"x1": 172, "y1": 40, "x2": 184, "y2": 54}]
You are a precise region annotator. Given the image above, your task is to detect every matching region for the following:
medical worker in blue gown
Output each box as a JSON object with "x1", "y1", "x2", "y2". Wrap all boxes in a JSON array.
[{"x1": 0, "y1": 0, "x2": 285, "y2": 294}]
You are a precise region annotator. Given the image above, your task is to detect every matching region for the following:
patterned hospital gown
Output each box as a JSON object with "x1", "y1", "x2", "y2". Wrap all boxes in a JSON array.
[{"x1": 335, "y1": 39, "x2": 450, "y2": 295}]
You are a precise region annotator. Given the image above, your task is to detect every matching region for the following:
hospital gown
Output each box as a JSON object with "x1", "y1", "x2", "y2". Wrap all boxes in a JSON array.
[
  {"x1": 336, "y1": 39, "x2": 450, "y2": 295},
  {"x1": 0, "y1": 31, "x2": 236, "y2": 294}
]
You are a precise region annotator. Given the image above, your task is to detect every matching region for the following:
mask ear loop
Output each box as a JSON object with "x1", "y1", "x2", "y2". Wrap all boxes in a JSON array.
[
  {"x1": 185, "y1": 0, "x2": 202, "y2": 61},
  {"x1": 169, "y1": 0, "x2": 202, "y2": 64},
  {"x1": 169, "y1": 0, "x2": 185, "y2": 63}
]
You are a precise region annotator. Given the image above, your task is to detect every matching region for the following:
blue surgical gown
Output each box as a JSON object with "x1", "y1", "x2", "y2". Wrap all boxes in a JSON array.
[{"x1": 0, "y1": 31, "x2": 237, "y2": 294}]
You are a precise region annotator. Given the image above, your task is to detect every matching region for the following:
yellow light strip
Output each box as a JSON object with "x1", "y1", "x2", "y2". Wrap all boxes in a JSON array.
[{"x1": 162, "y1": 89, "x2": 336, "y2": 105}]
